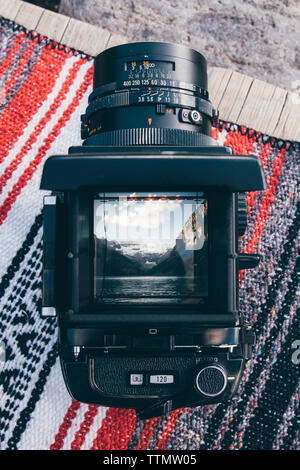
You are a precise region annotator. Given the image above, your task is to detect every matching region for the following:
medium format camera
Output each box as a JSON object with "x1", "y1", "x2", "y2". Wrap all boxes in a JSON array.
[{"x1": 40, "y1": 42, "x2": 265, "y2": 418}]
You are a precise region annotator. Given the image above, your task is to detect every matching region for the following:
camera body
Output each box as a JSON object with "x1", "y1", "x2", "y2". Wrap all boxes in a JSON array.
[{"x1": 40, "y1": 42, "x2": 265, "y2": 417}]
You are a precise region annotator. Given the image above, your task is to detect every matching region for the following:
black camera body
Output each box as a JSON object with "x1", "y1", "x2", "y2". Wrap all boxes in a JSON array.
[{"x1": 40, "y1": 42, "x2": 265, "y2": 417}]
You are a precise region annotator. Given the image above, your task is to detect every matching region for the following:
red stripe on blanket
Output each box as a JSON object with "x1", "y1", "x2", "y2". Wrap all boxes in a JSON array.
[
  {"x1": 241, "y1": 147, "x2": 286, "y2": 283},
  {"x1": 223, "y1": 126, "x2": 256, "y2": 155},
  {"x1": 70, "y1": 405, "x2": 99, "y2": 450},
  {"x1": 0, "y1": 58, "x2": 86, "y2": 194},
  {"x1": 50, "y1": 400, "x2": 81, "y2": 450},
  {"x1": 0, "y1": 32, "x2": 25, "y2": 76},
  {"x1": 156, "y1": 409, "x2": 184, "y2": 450},
  {"x1": 244, "y1": 147, "x2": 286, "y2": 254},
  {"x1": 91, "y1": 408, "x2": 136, "y2": 450},
  {"x1": 0, "y1": 65, "x2": 93, "y2": 226},
  {"x1": 211, "y1": 126, "x2": 219, "y2": 141},
  {"x1": 136, "y1": 417, "x2": 160, "y2": 450},
  {"x1": 246, "y1": 141, "x2": 272, "y2": 215},
  {"x1": 0, "y1": 43, "x2": 68, "y2": 164}
]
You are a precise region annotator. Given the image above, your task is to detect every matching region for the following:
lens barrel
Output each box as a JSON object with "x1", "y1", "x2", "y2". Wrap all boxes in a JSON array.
[{"x1": 82, "y1": 42, "x2": 216, "y2": 147}]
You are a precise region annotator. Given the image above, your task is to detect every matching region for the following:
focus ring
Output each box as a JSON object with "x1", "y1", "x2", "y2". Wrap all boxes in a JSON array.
[{"x1": 84, "y1": 128, "x2": 217, "y2": 147}]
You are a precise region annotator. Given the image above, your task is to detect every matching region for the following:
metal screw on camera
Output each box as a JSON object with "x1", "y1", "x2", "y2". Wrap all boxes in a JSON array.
[
  {"x1": 190, "y1": 110, "x2": 202, "y2": 123},
  {"x1": 73, "y1": 346, "x2": 81, "y2": 361}
]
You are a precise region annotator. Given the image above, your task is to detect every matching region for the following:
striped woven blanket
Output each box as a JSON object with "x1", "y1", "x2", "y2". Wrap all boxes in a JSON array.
[{"x1": 0, "y1": 17, "x2": 299, "y2": 450}]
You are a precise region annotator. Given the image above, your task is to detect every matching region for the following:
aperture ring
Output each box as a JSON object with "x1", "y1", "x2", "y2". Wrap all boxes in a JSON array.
[
  {"x1": 86, "y1": 90, "x2": 213, "y2": 120},
  {"x1": 88, "y1": 79, "x2": 209, "y2": 103}
]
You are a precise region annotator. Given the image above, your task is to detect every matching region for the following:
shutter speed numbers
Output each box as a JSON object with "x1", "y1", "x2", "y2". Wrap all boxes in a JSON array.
[{"x1": 123, "y1": 79, "x2": 169, "y2": 87}]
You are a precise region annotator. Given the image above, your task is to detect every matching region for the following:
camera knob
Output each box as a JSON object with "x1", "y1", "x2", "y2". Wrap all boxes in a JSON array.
[
  {"x1": 196, "y1": 365, "x2": 227, "y2": 397},
  {"x1": 189, "y1": 109, "x2": 202, "y2": 124},
  {"x1": 237, "y1": 193, "x2": 248, "y2": 236}
]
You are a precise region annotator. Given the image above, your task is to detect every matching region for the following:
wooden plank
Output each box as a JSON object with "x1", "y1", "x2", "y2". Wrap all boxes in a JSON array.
[
  {"x1": 217, "y1": 71, "x2": 253, "y2": 123},
  {"x1": 35, "y1": 10, "x2": 70, "y2": 43},
  {"x1": 237, "y1": 78, "x2": 288, "y2": 136},
  {"x1": 274, "y1": 91, "x2": 300, "y2": 141},
  {"x1": 14, "y1": 1, "x2": 44, "y2": 30},
  {"x1": 61, "y1": 18, "x2": 111, "y2": 57},
  {"x1": 208, "y1": 67, "x2": 233, "y2": 110},
  {"x1": 262, "y1": 86, "x2": 289, "y2": 137},
  {"x1": 0, "y1": 0, "x2": 22, "y2": 21},
  {"x1": 106, "y1": 33, "x2": 128, "y2": 49}
]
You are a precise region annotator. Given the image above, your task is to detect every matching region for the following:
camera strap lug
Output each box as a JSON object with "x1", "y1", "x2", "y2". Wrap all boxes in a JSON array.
[
  {"x1": 137, "y1": 399, "x2": 173, "y2": 420},
  {"x1": 238, "y1": 253, "x2": 261, "y2": 270},
  {"x1": 241, "y1": 327, "x2": 256, "y2": 360}
]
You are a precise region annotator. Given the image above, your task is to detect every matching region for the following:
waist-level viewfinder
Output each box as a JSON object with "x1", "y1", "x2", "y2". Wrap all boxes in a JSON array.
[{"x1": 40, "y1": 42, "x2": 265, "y2": 418}]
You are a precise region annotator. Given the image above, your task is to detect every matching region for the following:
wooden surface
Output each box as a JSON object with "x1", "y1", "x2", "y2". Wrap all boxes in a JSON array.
[
  {"x1": 1, "y1": 0, "x2": 299, "y2": 142},
  {"x1": 36, "y1": 9, "x2": 70, "y2": 43}
]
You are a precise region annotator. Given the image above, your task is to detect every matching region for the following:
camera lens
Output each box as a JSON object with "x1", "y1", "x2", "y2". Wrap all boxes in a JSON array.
[{"x1": 82, "y1": 42, "x2": 216, "y2": 147}]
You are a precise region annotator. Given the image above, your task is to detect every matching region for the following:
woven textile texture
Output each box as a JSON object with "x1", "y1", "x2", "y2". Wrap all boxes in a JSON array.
[{"x1": 0, "y1": 18, "x2": 299, "y2": 451}]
